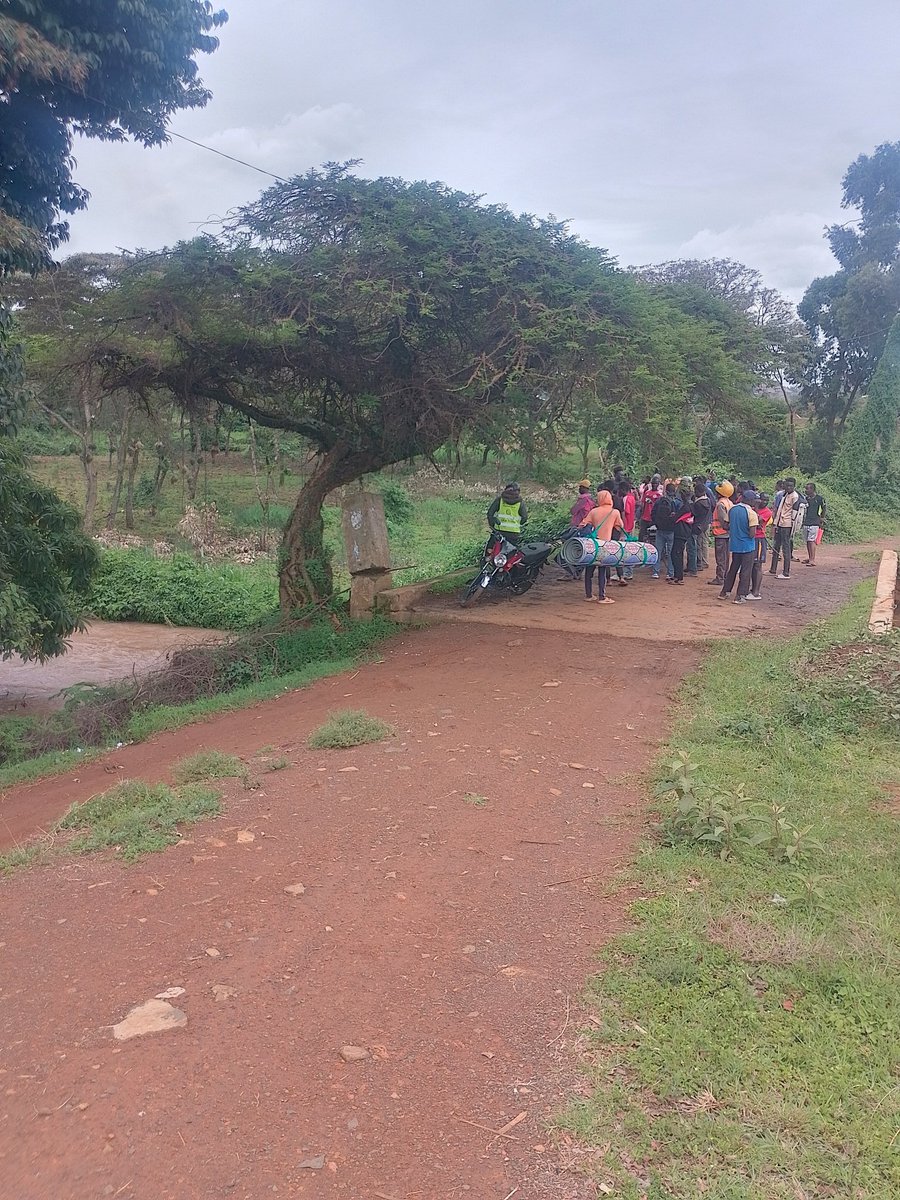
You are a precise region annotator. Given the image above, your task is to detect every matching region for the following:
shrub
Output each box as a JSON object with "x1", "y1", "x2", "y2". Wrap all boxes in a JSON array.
[
  {"x1": 88, "y1": 549, "x2": 277, "y2": 630},
  {"x1": 375, "y1": 479, "x2": 415, "y2": 530},
  {"x1": 307, "y1": 709, "x2": 394, "y2": 749}
]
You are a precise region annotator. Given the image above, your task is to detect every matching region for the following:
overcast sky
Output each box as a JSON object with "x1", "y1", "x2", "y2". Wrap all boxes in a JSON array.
[{"x1": 64, "y1": 0, "x2": 900, "y2": 301}]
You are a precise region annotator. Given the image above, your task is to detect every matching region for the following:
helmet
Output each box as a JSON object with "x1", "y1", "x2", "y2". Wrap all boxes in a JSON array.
[{"x1": 715, "y1": 481, "x2": 734, "y2": 498}]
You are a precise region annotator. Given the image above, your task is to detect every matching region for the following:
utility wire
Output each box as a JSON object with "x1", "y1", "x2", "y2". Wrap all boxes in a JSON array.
[
  {"x1": 52, "y1": 76, "x2": 292, "y2": 185},
  {"x1": 166, "y1": 129, "x2": 289, "y2": 183}
]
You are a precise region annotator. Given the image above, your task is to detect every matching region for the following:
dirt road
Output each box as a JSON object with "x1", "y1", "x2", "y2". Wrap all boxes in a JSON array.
[
  {"x1": 0, "y1": 551, "x2": 873, "y2": 1200},
  {"x1": 426, "y1": 541, "x2": 870, "y2": 638}
]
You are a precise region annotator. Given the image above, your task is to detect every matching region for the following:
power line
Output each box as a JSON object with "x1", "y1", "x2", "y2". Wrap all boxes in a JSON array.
[
  {"x1": 52, "y1": 76, "x2": 292, "y2": 185},
  {"x1": 166, "y1": 129, "x2": 289, "y2": 184}
]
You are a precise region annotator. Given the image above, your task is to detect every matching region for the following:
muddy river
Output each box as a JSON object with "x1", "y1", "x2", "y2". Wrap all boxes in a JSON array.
[{"x1": 0, "y1": 622, "x2": 223, "y2": 713}]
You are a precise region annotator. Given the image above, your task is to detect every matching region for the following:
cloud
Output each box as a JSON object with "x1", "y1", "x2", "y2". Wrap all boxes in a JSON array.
[{"x1": 61, "y1": 0, "x2": 900, "y2": 302}]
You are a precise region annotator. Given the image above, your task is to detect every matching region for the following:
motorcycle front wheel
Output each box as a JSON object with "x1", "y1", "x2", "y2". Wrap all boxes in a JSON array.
[{"x1": 459, "y1": 574, "x2": 488, "y2": 607}]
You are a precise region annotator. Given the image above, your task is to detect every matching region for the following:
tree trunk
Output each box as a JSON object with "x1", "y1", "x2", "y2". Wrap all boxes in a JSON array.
[
  {"x1": 777, "y1": 374, "x2": 798, "y2": 467},
  {"x1": 581, "y1": 426, "x2": 590, "y2": 476},
  {"x1": 124, "y1": 440, "x2": 140, "y2": 530},
  {"x1": 151, "y1": 442, "x2": 168, "y2": 516},
  {"x1": 279, "y1": 443, "x2": 382, "y2": 614},
  {"x1": 186, "y1": 414, "x2": 203, "y2": 501},
  {"x1": 247, "y1": 419, "x2": 270, "y2": 552},
  {"x1": 82, "y1": 445, "x2": 98, "y2": 532},
  {"x1": 481, "y1": 443, "x2": 490, "y2": 468},
  {"x1": 105, "y1": 405, "x2": 133, "y2": 527}
]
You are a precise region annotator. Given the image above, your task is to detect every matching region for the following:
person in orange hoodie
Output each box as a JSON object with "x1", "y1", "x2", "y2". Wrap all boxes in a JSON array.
[{"x1": 579, "y1": 489, "x2": 623, "y2": 604}]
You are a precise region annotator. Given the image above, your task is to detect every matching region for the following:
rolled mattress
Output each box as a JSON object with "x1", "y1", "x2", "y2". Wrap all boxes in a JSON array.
[{"x1": 560, "y1": 537, "x2": 659, "y2": 567}]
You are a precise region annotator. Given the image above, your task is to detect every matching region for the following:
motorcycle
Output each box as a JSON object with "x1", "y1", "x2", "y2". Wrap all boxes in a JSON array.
[{"x1": 458, "y1": 531, "x2": 561, "y2": 607}]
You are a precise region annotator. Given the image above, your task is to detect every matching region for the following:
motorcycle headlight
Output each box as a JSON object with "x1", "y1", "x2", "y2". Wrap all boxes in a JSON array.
[{"x1": 495, "y1": 553, "x2": 508, "y2": 566}]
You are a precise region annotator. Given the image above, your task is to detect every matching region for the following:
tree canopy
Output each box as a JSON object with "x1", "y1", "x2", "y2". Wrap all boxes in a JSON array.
[
  {"x1": 0, "y1": 438, "x2": 98, "y2": 660},
  {"x1": 799, "y1": 142, "x2": 900, "y2": 436},
  {"x1": 0, "y1": 0, "x2": 227, "y2": 273},
  {"x1": 58, "y1": 168, "x2": 791, "y2": 610}
]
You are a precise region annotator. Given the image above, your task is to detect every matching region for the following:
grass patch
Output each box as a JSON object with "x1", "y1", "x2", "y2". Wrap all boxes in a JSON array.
[
  {"x1": 560, "y1": 582, "x2": 900, "y2": 1199},
  {"x1": 172, "y1": 750, "x2": 246, "y2": 785},
  {"x1": 463, "y1": 792, "x2": 488, "y2": 807},
  {"x1": 307, "y1": 709, "x2": 394, "y2": 750},
  {"x1": 59, "y1": 779, "x2": 221, "y2": 861},
  {"x1": 0, "y1": 843, "x2": 44, "y2": 876}
]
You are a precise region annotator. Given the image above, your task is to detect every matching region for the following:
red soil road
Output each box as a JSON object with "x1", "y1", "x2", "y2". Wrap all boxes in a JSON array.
[
  {"x1": 0, "y1": 553, "x2": 874, "y2": 1200},
  {"x1": 1, "y1": 623, "x2": 696, "y2": 1200}
]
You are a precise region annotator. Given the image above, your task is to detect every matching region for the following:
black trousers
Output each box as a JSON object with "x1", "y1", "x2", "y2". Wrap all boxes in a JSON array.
[
  {"x1": 721, "y1": 550, "x2": 754, "y2": 598},
  {"x1": 770, "y1": 527, "x2": 793, "y2": 576},
  {"x1": 672, "y1": 537, "x2": 688, "y2": 581}
]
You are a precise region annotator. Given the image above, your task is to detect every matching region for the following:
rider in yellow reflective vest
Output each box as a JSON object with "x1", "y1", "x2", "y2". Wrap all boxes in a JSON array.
[{"x1": 487, "y1": 482, "x2": 528, "y2": 545}]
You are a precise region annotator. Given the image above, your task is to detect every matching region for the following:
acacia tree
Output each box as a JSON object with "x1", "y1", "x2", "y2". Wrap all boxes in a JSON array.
[
  {"x1": 91, "y1": 168, "x2": 638, "y2": 610},
  {"x1": 636, "y1": 257, "x2": 811, "y2": 463}
]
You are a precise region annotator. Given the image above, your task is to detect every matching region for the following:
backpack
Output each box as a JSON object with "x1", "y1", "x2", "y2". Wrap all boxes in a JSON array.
[{"x1": 653, "y1": 496, "x2": 675, "y2": 530}]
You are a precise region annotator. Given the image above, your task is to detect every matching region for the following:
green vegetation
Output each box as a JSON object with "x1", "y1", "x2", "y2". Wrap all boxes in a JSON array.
[
  {"x1": 0, "y1": 3, "x2": 225, "y2": 275},
  {"x1": 171, "y1": 750, "x2": 246, "y2": 785},
  {"x1": 828, "y1": 312, "x2": 900, "y2": 508},
  {"x1": 59, "y1": 779, "x2": 221, "y2": 862},
  {"x1": 307, "y1": 709, "x2": 394, "y2": 750},
  {"x1": 561, "y1": 587, "x2": 900, "y2": 1199},
  {"x1": 0, "y1": 438, "x2": 98, "y2": 659},
  {"x1": 463, "y1": 792, "x2": 488, "y2": 807},
  {"x1": 89, "y1": 549, "x2": 277, "y2": 630}
]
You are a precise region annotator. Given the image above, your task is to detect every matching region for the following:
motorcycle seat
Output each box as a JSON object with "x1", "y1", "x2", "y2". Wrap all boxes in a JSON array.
[{"x1": 519, "y1": 541, "x2": 552, "y2": 562}]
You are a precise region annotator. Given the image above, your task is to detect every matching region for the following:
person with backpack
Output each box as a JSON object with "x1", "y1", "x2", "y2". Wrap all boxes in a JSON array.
[
  {"x1": 769, "y1": 477, "x2": 805, "y2": 579},
  {"x1": 639, "y1": 474, "x2": 662, "y2": 541},
  {"x1": 707, "y1": 481, "x2": 734, "y2": 586},
  {"x1": 650, "y1": 483, "x2": 678, "y2": 581}
]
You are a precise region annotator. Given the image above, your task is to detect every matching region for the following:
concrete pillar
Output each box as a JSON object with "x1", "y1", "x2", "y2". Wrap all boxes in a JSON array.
[{"x1": 341, "y1": 490, "x2": 393, "y2": 619}]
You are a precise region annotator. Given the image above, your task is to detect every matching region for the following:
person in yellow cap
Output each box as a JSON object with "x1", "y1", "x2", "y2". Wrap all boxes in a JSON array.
[{"x1": 708, "y1": 480, "x2": 734, "y2": 587}]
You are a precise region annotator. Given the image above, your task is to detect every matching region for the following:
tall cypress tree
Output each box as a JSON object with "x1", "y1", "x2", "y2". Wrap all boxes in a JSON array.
[{"x1": 829, "y1": 312, "x2": 900, "y2": 504}]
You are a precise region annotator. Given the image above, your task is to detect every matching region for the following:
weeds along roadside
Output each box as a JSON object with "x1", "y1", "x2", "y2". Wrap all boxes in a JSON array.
[
  {"x1": 560, "y1": 582, "x2": 900, "y2": 1200},
  {"x1": 0, "y1": 615, "x2": 397, "y2": 790}
]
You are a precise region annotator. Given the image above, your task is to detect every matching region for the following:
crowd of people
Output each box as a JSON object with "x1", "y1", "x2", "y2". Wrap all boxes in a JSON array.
[
  {"x1": 488, "y1": 471, "x2": 827, "y2": 606},
  {"x1": 571, "y1": 470, "x2": 827, "y2": 604}
]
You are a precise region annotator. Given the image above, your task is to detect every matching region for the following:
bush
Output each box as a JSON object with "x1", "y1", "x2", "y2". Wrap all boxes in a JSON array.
[
  {"x1": 88, "y1": 550, "x2": 277, "y2": 630},
  {"x1": 374, "y1": 479, "x2": 415, "y2": 531}
]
